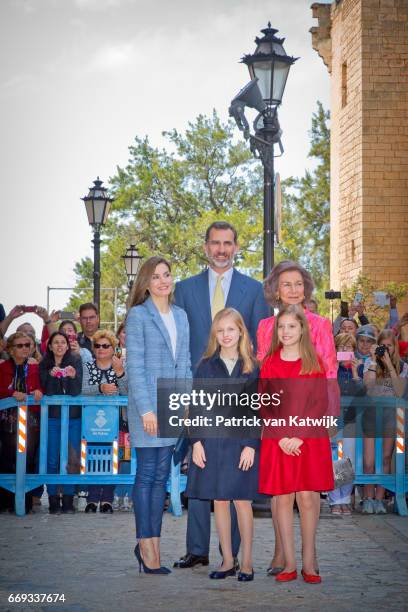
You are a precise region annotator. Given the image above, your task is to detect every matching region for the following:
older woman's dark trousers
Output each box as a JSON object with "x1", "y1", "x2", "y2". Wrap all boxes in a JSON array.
[{"x1": 132, "y1": 446, "x2": 173, "y2": 538}]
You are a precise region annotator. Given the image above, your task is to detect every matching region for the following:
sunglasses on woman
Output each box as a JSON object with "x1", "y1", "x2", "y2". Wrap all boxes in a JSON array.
[
  {"x1": 13, "y1": 343, "x2": 31, "y2": 349},
  {"x1": 94, "y1": 343, "x2": 112, "y2": 349}
]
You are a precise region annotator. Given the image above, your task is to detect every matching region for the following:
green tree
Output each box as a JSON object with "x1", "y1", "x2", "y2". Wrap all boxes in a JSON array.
[
  {"x1": 341, "y1": 273, "x2": 408, "y2": 328},
  {"x1": 277, "y1": 101, "x2": 330, "y2": 286},
  {"x1": 68, "y1": 105, "x2": 331, "y2": 322}
]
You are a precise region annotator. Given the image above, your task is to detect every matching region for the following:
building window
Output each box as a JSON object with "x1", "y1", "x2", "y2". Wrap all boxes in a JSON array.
[{"x1": 341, "y1": 62, "x2": 347, "y2": 108}]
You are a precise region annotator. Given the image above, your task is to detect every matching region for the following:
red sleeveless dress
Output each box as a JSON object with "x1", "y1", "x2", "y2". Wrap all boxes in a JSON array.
[{"x1": 258, "y1": 350, "x2": 334, "y2": 495}]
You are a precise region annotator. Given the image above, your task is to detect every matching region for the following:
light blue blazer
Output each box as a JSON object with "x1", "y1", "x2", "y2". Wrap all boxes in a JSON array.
[{"x1": 125, "y1": 297, "x2": 192, "y2": 448}]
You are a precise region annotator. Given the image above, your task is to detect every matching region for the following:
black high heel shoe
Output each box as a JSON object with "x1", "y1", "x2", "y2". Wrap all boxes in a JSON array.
[{"x1": 134, "y1": 544, "x2": 171, "y2": 575}]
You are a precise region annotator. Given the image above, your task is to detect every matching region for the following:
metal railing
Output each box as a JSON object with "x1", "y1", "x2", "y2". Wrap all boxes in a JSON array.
[
  {"x1": 0, "y1": 395, "x2": 185, "y2": 517},
  {"x1": 332, "y1": 395, "x2": 407, "y2": 516},
  {"x1": 0, "y1": 395, "x2": 407, "y2": 516}
]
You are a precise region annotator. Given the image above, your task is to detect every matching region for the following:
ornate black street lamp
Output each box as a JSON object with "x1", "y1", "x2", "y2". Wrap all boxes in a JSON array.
[
  {"x1": 122, "y1": 244, "x2": 142, "y2": 289},
  {"x1": 229, "y1": 23, "x2": 298, "y2": 277},
  {"x1": 81, "y1": 177, "x2": 113, "y2": 312}
]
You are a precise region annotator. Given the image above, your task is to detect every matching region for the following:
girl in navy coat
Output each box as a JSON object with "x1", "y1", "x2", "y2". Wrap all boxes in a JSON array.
[{"x1": 186, "y1": 307, "x2": 259, "y2": 582}]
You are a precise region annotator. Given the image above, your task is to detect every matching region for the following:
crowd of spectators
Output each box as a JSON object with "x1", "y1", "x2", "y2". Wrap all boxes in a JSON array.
[
  {"x1": 0, "y1": 302, "x2": 128, "y2": 513},
  {"x1": 0, "y1": 288, "x2": 407, "y2": 516},
  {"x1": 325, "y1": 296, "x2": 408, "y2": 515}
]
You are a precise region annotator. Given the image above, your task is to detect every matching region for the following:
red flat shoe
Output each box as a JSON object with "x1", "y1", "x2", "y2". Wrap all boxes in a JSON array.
[
  {"x1": 301, "y1": 569, "x2": 322, "y2": 584},
  {"x1": 275, "y1": 569, "x2": 297, "y2": 582}
]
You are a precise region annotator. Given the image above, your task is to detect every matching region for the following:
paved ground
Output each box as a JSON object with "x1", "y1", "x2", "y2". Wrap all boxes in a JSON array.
[{"x1": 1, "y1": 503, "x2": 408, "y2": 612}]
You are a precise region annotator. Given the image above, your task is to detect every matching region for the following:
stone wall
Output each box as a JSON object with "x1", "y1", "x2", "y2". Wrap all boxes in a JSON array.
[{"x1": 311, "y1": 0, "x2": 408, "y2": 298}]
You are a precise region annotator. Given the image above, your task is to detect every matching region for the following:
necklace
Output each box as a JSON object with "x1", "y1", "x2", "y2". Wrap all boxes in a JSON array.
[{"x1": 222, "y1": 355, "x2": 238, "y2": 364}]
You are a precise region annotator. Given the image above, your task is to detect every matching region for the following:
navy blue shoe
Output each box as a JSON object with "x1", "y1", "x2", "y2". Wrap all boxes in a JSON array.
[
  {"x1": 134, "y1": 544, "x2": 170, "y2": 575},
  {"x1": 238, "y1": 569, "x2": 254, "y2": 582},
  {"x1": 209, "y1": 567, "x2": 236, "y2": 580}
]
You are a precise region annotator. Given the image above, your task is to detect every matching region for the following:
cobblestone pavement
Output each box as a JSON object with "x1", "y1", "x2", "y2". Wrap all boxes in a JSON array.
[{"x1": 1, "y1": 503, "x2": 408, "y2": 612}]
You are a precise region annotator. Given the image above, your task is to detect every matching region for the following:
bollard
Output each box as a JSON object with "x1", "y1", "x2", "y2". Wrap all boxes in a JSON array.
[
  {"x1": 112, "y1": 439, "x2": 118, "y2": 475},
  {"x1": 81, "y1": 439, "x2": 87, "y2": 475},
  {"x1": 15, "y1": 404, "x2": 27, "y2": 516},
  {"x1": 18, "y1": 404, "x2": 27, "y2": 453},
  {"x1": 396, "y1": 406, "x2": 404, "y2": 455}
]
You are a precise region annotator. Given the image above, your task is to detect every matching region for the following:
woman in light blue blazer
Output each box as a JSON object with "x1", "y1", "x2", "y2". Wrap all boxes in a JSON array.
[{"x1": 126, "y1": 256, "x2": 191, "y2": 575}]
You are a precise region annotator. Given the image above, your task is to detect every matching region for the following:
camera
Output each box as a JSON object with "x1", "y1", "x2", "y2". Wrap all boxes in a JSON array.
[
  {"x1": 375, "y1": 344, "x2": 389, "y2": 358},
  {"x1": 325, "y1": 290, "x2": 341, "y2": 300},
  {"x1": 51, "y1": 367, "x2": 68, "y2": 378},
  {"x1": 60, "y1": 311, "x2": 76, "y2": 321},
  {"x1": 337, "y1": 351, "x2": 354, "y2": 362},
  {"x1": 23, "y1": 306, "x2": 37, "y2": 313}
]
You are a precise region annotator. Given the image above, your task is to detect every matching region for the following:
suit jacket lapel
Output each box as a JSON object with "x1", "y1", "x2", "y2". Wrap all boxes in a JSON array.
[
  {"x1": 226, "y1": 269, "x2": 246, "y2": 310},
  {"x1": 193, "y1": 270, "x2": 212, "y2": 330},
  {"x1": 145, "y1": 298, "x2": 174, "y2": 360}
]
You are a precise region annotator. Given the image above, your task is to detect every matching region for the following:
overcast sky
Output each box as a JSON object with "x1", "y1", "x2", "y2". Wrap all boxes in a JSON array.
[{"x1": 1, "y1": 0, "x2": 330, "y2": 334}]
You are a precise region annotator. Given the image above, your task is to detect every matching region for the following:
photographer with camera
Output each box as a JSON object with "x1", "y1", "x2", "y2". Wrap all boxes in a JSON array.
[
  {"x1": 0, "y1": 305, "x2": 61, "y2": 359},
  {"x1": 362, "y1": 329, "x2": 408, "y2": 514},
  {"x1": 333, "y1": 295, "x2": 370, "y2": 336},
  {"x1": 355, "y1": 325, "x2": 377, "y2": 364},
  {"x1": 39, "y1": 331, "x2": 83, "y2": 514},
  {"x1": 58, "y1": 320, "x2": 92, "y2": 364}
]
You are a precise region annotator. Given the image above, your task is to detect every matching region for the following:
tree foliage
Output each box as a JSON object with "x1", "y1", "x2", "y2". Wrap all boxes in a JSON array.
[
  {"x1": 67, "y1": 105, "x2": 331, "y2": 322},
  {"x1": 341, "y1": 273, "x2": 408, "y2": 328},
  {"x1": 277, "y1": 101, "x2": 330, "y2": 286}
]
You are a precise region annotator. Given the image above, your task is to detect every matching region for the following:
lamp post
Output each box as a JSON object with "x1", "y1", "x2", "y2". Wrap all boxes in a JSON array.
[
  {"x1": 81, "y1": 177, "x2": 113, "y2": 313},
  {"x1": 230, "y1": 23, "x2": 297, "y2": 277},
  {"x1": 122, "y1": 244, "x2": 142, "y2": 289}
]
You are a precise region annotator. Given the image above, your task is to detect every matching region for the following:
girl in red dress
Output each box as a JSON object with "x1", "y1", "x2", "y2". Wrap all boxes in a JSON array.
[{"x1": 259, "y1": 304, "x2": 333, "y2": 584}]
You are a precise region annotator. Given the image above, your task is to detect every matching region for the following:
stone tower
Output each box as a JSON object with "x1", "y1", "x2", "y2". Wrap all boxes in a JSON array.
[{"x1": 311, "y1": 0, "x2": 408, "y2": 295}]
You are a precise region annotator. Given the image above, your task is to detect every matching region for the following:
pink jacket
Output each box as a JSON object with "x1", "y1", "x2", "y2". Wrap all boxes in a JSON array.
[{"x1": 257, "y1": 310, "x2": 338, "y2": 379}]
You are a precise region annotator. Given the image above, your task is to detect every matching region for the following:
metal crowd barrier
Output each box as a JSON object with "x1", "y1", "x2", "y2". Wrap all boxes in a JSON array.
[
  {"x1": 0, "y1": 395, "x2": 186, "y2": 517},
  {"x1": 333, "y1": 395, "x2": 407, "y2": 516},
  {"x1": 0, "y1": 395, "x2": 407, "y2": 516}
]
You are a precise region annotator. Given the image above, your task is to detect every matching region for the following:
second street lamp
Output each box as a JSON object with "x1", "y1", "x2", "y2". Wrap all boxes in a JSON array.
[
  {"x1": 230, "y1": 23, "x2": 297, "y2": 277},
  {"x1": 122, "y1": 244, "x2": 142, "y2": 289},
  {"x1": 81, "y1": 177, "x2": 113, "y2": 313}
]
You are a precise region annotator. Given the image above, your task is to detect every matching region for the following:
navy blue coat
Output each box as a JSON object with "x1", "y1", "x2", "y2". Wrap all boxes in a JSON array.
[
  {"x1": 174, "y1": 269, "x2": 269, "y2": 373},
  {"x1": 186, "y1": 354, "x2": 260, "y2": 500}
]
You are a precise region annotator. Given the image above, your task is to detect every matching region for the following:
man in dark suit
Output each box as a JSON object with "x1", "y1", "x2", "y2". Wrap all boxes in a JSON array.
[{"x1": 173, "y1": 221, "x2": 269, "y2": 569}]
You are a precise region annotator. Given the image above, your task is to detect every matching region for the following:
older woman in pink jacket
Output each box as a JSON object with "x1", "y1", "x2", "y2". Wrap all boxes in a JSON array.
[{"x1": 257, "y1": 260, "x2": 338, "y2": 577}]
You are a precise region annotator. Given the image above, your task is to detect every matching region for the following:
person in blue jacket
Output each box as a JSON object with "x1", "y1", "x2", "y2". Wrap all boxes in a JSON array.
[
  {"x1": 174, "y1": 221, "x2": 269, "y2": 570},
  {"x1": 126, "y1": 256, "x2": 192, "y2": 575},
  {"x1": 186, "y1": 308, "x2": 260, "y2": 582}
]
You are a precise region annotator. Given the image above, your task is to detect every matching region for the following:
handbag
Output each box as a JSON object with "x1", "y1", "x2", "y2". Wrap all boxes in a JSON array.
[
  {"x1": 333, "y1": 457, "x2": 355, "y2": 489},
  {"x1": 172, "y1": 427, "x2": 189, "y2": 466}
]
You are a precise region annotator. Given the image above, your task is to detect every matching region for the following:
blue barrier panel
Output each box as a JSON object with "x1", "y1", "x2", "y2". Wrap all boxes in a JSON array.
[
  {"x1": 332, "y1": 396, "x2": 407, "y2": 516},
  {"x1": 0, "y1": 396, "x2": 186, "y2": 517},
  {"x1": 0, "y1": 395, "x2": 407, "y2": 516}
]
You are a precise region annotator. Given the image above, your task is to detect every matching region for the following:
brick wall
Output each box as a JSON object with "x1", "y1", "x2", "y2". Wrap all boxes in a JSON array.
[
  {"x1": 360, "y1": 0, "x2": 408, "y2": 287},
  {"x1": 312, "y1": 0, "x2": 408, "y2": 301}
]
